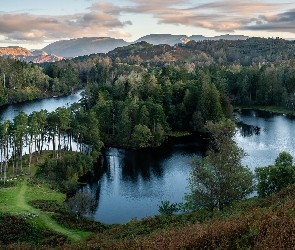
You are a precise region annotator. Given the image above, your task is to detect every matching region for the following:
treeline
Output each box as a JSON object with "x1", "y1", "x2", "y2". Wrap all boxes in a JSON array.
[
  {"x1": 45, "y1": 37, "x2": 295, "y2": 109},
  {"x1": 205, "y1": 61, "x2": 295, "y2": 107},
  {"x1": 0, "y1": 108, "x2": 103, "y2": 183},
  {"x1": 105, "y1": 37, "x2": 295, "y2": 67},
  {"x1": 78, "y1": 64, "x2": 232, "y2": 148},
  {"x1": 0, "y1": 58, "x2": 232, "y2": 183},
  {"x1": 183, "y1": 37, "x2": 295, "y2": 66},
  {"x1": 2, "y1": 37, "x2": 295, "y2": 109},
  {"x1": 2, "y1": 37, "x2": 295, "y2": 172},
  {"x1": 0, "y1": 57, "x2": 82, "y2": 106}
]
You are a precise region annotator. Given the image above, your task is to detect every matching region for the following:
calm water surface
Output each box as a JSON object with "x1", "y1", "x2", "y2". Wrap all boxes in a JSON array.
[
  {"x1": 235, "y1": 110, "x2": 295, "y2": 170},
  {"x1": 81, "y1": 135, "x2": 205, "y2": 224},
  {"x1": 1, "y1": 95, "x2": 294, "y2": 224},
  {"x1": 0, "y1": 90, "x2": 82, "y2": 121}
]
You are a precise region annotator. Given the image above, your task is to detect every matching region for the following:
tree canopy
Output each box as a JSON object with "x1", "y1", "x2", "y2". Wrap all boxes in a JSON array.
[
  {"x1": 185, "y1": 119, "x2": 254, "y2": 211},
  {"x1": 256, "y1": 151, "x2": 295, "y2": 197}
]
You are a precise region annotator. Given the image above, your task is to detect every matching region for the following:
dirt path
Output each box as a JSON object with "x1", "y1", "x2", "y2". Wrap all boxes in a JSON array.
[{"x1": 16, "y1": 178, "x2": 83, "y2": 242}]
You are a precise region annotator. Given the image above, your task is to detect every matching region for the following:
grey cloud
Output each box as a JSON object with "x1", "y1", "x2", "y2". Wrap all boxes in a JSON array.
[
  {"x1": 2, "y1": 0, "x2": 295, "y2": 44},
  {"x1": 244, "y1": 9, "x2": 295, "y2": 32},
  {"x1": 131, "y1": 0, "x2": 188, "y2": 6},
  {"x1": 91, "y1": 0, "x2": 293, "y2": 33},
  {"x1": 120, "y1": 0, "x2": 295, "y2": 33},
  {"x1": 123, "y1": 20, "x2": 133, "y2": 25},
  {"x1": 83, "y1": 11, "x2": 113, "y2": 22},
  {"x1": 0, "y1": 10, "x2": 131, "y2": 42}
]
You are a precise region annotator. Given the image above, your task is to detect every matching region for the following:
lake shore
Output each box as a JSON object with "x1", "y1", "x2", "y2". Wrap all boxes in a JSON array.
[{"x1": 235, "y1": 105, "x2": 295, "y2": 116}]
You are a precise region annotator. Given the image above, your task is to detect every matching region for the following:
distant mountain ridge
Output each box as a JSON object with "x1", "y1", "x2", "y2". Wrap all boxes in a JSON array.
[
  {"x1": 0, "y1": 46, "x2": 64, "y2": 63},
  {"x1": 0, "y1": 34, "x2": 253, "y2": 62},
  {"x1": 42, "y1": 37, "x2": 129, "y2": 57},
  {"x1": 134, "y1": 34, "x2": 249, "y2": 46},
  {"x1": 0, "y1": 46, "x2": 33, "y2": 57},
  {"x1": 41, "y1": 34, "x2": 250, "y2": 58}
]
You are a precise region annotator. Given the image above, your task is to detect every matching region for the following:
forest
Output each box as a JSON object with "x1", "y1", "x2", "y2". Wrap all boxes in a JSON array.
[{"x1": 1, "y1": 37, "x2": 295, "y2": 181}]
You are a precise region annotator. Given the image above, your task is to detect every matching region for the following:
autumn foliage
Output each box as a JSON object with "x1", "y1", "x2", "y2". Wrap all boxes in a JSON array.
[{"x1": 2, "y1": 182, "x2": 295, "y2": 249}]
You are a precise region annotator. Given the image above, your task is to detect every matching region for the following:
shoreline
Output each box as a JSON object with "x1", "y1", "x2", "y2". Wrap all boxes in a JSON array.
[{"x1": 234, "y1": 105, "x2": 295, "y2": 117}]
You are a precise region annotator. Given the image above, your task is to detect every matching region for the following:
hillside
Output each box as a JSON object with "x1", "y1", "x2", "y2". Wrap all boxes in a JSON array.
[
  {"x1": 3, "y1": 180, "x2": 295, "y2": 249},
  {"x1": 63, "y1": 184, "x2": 295, "y2": 249},
  {"x1": 42, "y1": 37, "x2": 129, "y2": 57},
  {"x1": 0, "y1": 34, "x2": 252, "y2": 62},
  {"x1": 0, "y1": 46, "x2": 65, "y2": 63},
  {"x1": 135, "y1": 34, "x2": 249, "y2": 46},
  {"x1": 25, "y1": 54, "x2": 64, "y2": 63},
  {"x1": 104, "y1": 37, "x2": 295, "y2": 66},
  {"x1": 0, "y1": 46, "x2": 33, "y2": 56},
  {"x1": 135, "y1": 34, "x2": 190, "y2": 46}
]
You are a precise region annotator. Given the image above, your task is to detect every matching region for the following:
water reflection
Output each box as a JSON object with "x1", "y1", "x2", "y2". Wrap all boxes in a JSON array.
[
  {"x1": 236, "y1": 122, "x2": 260, "y2": 137},
  {"x1": 83, "y1": 110, "x2": 295, "y2": 224},
  {"x1": 3, "y1": 92, "x2": 294, "y2": 225},
  {"x1": 80, "y1": 134, "x2": 206, "y2": 224},
  {"x1": 235, "y1": 109, "x2": 295, "y2": 170}
]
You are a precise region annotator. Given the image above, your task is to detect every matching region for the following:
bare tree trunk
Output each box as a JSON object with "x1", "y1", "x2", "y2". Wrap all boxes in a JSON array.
[
  {"x1": 40, "y1": 133, "x2": 45, "y2": 154},
  {"x1": 29, "y1": 134, "x2": 33, "y2": 174},
  {"x1": 20, "y1": 141, "x2": 23, "y2": 173},
  {"x1": 3, "y1": 72, "x2": 5, "y2": 89},
  {"x1": 36, "y1": 134, "x2": 41, "y2": 162},
  {"x1": 0, "y1": 147, "x2": 2, "y2": 182},
  {"x1": 58, "y1": 129, "x2": 61, "y2": 160},
  {"x1": 4, "y1": 161, "x2": 7, "y2": 184},
  {"x1": 12, "y1": 140, "x2": 16, "y2": 177},
  {"x1": 3, "y1": 141, "x2": 8, "y2": 183},
  {"x1": 69, "y1": 132, "x2": 72, "y2": 151},
  {"x1": 52, "y1": 132, "x2": 56, "y2": 158}
]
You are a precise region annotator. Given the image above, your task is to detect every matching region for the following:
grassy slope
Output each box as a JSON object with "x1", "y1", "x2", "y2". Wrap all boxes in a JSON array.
[
  {"x1": 0, "y1": 164, "x2": 90, "y2": 242},
  {"x1": 3, "y1": 151, "x2": 295, "y2": 249}
]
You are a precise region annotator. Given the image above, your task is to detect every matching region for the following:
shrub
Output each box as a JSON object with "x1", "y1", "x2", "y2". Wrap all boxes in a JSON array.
[
  {"x1": 0, "y1": 213, "x2": 67, "y2": 246},
  {"x1": 256, "y1": 151, "x2": 295, "y2": 197},
  {"x1": 158, "y1": 200, "x2": 181, "y2": 216}
]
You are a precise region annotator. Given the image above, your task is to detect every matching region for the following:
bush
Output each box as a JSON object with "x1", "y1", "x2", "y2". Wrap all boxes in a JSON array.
[
  {"x1": 256, "y1": 151, "x2": 295, "y2": 197},
  {"x1": 158, "y1": 200, "x2": 181, "y2": 216},
  {"x1": 0, "y1": 213, "x2": 67, "y2": 246},
  {"x1": 29, "y1": 199, "x2": 108, "y2": 232},
  {"x1": 35, "y1": 152, "x2": 93, "y2": 194},
  {"x1": 65, "y1": 191, "x2": 97, "y2": 219}
]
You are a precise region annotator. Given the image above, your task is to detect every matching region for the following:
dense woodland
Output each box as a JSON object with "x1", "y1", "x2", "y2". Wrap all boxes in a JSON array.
[
  {"x1": 0, "y1": 57, "x2": 82, "y2": 106},
  {"x1": 1, "y1": 37, "x2": 295, "y2": 181}
]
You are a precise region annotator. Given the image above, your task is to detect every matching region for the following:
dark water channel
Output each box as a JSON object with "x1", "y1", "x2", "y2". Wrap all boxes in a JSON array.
[
  {"x1": 80, "y1": 135, "x2": 206, "y2": 224},
  {"x1": 1, "y1": 94, "x2": 295, "y2": 224}
]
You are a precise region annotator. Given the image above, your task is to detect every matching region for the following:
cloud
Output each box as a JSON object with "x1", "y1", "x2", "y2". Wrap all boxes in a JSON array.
[
  {"x1": 244, "y1": 9, "x2": 295, "y2": 33},
  {"x1": 95, "y1": 0, "x2": 295, "y2": 33},
  {"x1": 89, "y1": 2, "x2": 122, "y2": 14},
  {"x1": 0, "y1": 7, "x2": 132, "y2": 43},
  {"x1": 1, "y1": 0, "x2": 295, "y2": 45},
  {"x1": 121, "y1": 0, "x2": 293, "y2": 32}
]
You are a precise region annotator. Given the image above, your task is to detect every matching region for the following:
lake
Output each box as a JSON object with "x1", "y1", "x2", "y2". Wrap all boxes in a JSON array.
[
  {"x1": 80, "y1": 134, "x2": 206, "y2": 224},
  {"x1": 235, "y1": 109, "x2": 295, "y2": 170},
  {"x1": 1, "y1": 95, "x2": 294, "y2": 224},
  {"x1": 0, "y1": 90, "x2": 82, "y2": 121}
]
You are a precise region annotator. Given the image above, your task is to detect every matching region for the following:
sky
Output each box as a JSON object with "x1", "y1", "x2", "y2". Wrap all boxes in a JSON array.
[{"x1": 1, "y1": 0, "x2": 295, "y2": 49}]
